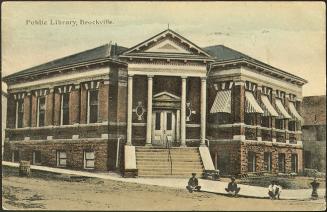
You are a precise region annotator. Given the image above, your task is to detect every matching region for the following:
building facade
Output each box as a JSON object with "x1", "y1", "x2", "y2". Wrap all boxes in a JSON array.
[
  {"x1": 3, "y1": 29, "x2": 307, "y2": 177},
  {"x1": 302, "y1": 95, "x2": 326, "y2": 172}
]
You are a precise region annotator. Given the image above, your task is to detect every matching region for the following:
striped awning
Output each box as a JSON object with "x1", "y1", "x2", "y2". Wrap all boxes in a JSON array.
[
  {"x1": 261, "y1": 95, "x2": 278, "y2": 117},
  {"x1": 245, "y1": 91, "x2": 264, "y2": 114},
  {"x1": 275, "y1": 98, "x2": 292, "y2": 119},
  {"x1": 288, "y1": 102, "x2": 304, "y2": 122},
  {"x1": 210, "y1": 90, "x2": 231, "y2": 114}
]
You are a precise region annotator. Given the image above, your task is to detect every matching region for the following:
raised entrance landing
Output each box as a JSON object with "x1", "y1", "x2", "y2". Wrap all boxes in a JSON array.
[{"x1": 135, "y1": 147, "x2": 204, "y2": 177}]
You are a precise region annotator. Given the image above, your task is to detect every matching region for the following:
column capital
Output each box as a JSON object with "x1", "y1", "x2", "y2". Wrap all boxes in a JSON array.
[
  {"x1": 200, "y1": 76, "x2": 207, "y2": 81},
  {"x1": 49, "y1": 88, "x2": 55, "y2": 93},
  {"x1": 181, "y1": 76, "x2": 188, "y2": 79},
  {"x1": 147, "y1": 75, "x2": 154, "y2": 78},
  {"x1": 128, "y1": 74, "x2": 134, "y2": 78}
]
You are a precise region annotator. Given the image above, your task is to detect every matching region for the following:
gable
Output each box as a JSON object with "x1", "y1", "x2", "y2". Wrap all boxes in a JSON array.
[
  {"x1": 122, "y1": 29, "x2": 211, "y2": 58},
  {"x1": 145, "y1": 39, "x2": 191, "y2": 54},
  {"x1": 153, "y1": 91, "x2": 181, "y2": 102}
]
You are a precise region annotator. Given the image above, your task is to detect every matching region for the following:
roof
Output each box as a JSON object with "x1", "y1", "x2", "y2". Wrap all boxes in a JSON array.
[
  {"x1": 203, "y1": 45, "x2": 308, "y2": 84},
  {"x1": 3, "y1": 43, "x2": 128, "y2": 82},
  {"x1": 302, "y1": 95, "x2": 326, "y2": 126}
]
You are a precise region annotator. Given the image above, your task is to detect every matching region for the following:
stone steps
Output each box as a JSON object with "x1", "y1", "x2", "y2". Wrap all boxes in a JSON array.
[{"x1": 135, "y1": 147, "x2": 204, "y2": 177}]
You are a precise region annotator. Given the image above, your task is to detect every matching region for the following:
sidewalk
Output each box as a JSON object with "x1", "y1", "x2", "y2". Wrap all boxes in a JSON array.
[{"x1": 3, "y1": 161, "x2": 325, "y2": 200}]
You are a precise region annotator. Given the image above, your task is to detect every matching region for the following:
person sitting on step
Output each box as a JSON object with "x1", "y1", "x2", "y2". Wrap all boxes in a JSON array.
[
  {"x1": 268, "y1": 180, "x2": 278, "y2": 200},
  {"x1": 186, "y1": 173, "x2": 201, "y2": 193},
  {"x1": 225, "y1": 177, "x2": 241, "y2": 197}
]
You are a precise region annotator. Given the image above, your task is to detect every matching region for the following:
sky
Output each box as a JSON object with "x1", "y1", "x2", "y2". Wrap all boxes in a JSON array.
[{"x1": 1, "y1": 1, "x2": 326, "y2": 96}]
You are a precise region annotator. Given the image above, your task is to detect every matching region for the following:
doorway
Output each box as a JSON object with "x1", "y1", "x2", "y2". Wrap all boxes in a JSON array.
[{"x1": 152, "y1": 110, "x2": 176, "y2": 147}]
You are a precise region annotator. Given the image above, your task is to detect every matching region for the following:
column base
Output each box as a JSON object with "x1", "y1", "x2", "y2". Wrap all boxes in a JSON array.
[
  {"x1": 180, "y1": 144, "x2": 187, "y2": 147},
  {"x1": 200, "y1": 143, "x2": 207, "y2": 147},
  {"x1": 145, "y1": 143, "x2": 152, "y2": 147}
]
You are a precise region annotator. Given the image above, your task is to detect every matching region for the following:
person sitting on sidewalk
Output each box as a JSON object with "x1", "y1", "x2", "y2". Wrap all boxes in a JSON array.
[
  {"x1": 225, "y1": 177, "x2": 241, "y2": 197},
  {"x1": 275, "y1": 181, "x2": 282, "y2": 200},
  {"x1": 268, "y1": 181, "x2": 277, "y2": 200},
  {"x1": 186, "y1": 173, "x2": 201, "y2": 193},
  {"x1": 310, "y1": 177, "x2": 320, "y2": 200}
]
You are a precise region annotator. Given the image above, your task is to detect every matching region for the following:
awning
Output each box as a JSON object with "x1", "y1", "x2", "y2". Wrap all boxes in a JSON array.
[
  {"x1": 245, "y1": 91, "x2": 264, "y2": 113},
  {"x1": 210, "y1": 90, "x2": 231, "y2": 113},
  {"x1": 261, "y1": 95, "x2": 278, "y2": 117},
  {"x1": 275, "y1": 98, "x2": 292, "y2": 119},
  {"x1": 288, "y1": 102, "x2": 304, "y2": 122}
]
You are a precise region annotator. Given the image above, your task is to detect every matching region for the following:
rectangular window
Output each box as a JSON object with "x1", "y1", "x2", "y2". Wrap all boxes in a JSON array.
[
  {"x1": 61, "y1": 93, "x2": 70, "y2": 125},
  {"x1": 32, "y1": 151, "x2": 41, "y2": 165},
  {"x1": 12, "y1": 150, "x2": 20, "y2": 163},
  {"x1": 88, "y1": 90, "x2": 98, "y2": 123},
  {"x1": 264, "y1": 152, "x2": 272, "y2": 172},
  {"x1": 291, "y1": 154, "x2": 298, "y2": 173},
  {"x1": 248, "y1": 152, "x2": 256, "y2": 172},
  {"x1": 261, "y1": 116, "x2": 270, "y2": 128},
  {"x1": 275, "y1": 119, "x2": 284, "y2": 130},
  {"x1": 155, "y1": 112, "x2": 161, "y2": 130},
  {"x1": 166, "y1": 112, "x2": 172, "y2": 130},
  {"x1": 288, "y1": 121, "x2": 296, "y2": 131},
  {"x1": 84, "y1": 151, "x2": 95, "y2": 169},
  {"x1": 37, "y1": 96, "x2": 46, "y2": 127},
  {"x1": 278, "y1": 153, "x2": 286, "y2": 173},
  {"x1": 16, "y1": 100, "x2": 24, "y2": 128},
  {"x1": 245, "y1": 113, "x2": 256, "y2": 125},
  {"x1": 57, "y1": 151, "x2": 67, "y2": 167}
]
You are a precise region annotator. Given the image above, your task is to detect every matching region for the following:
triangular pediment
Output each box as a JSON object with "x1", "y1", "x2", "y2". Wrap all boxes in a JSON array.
[
  {"x1": 122, "y1": 29, "x2": 211, "y2": 57},
  {"x1": 153, "y1": 91, "x2": 181, "y2": 102}
]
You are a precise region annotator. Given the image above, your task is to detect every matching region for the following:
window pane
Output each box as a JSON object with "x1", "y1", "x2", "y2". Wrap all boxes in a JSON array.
[
  {"x1": 59, "y1": 152, "x2": 66, "y2": 158},
  {"x1": 90, "y1": 90, "x2": 98, "y2": 105},
  {"x1": 86, "y1": 160, "x2": 95, "y2": 168},
  {"x1": 166, "y1": 113, "x2": 172, "y2": 130},
  {"x1": 155, "y1": 112, "x2": 161, "y2": 130},
  {"x1": 17, "y1": 100, "x2": 24, "y2": 128},
  {"x1": 59, "y1": 159, "x2": 67, "y2": 166},
  {"x1": 278, "y1": 153, "x2": 285, "y2": 173},
  {"x1": 248, "y1": 152, "x2": 256, "y2": 172},
  {"x1": 62, "y1": 93, "x2": 69, "y2": 108},
  {"x1": 39, "y1": 112, "x2": 45, "y2": 127},
  {"x1": 90, "y1": 105, "x2": 98, "y2": 123},
  {"x1": 85, "y1": 152, "x2": 95, "y2": 159},
  {"x1": 264, "y1": 152, "x2": 272, "y2": 172},
  {"x1": 63, "y1": 110, "x2": 69, "y2": 125}
]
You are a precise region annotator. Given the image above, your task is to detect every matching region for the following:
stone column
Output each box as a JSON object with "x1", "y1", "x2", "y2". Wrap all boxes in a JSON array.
[
  {"x1": 70, "y1": 84, "x2": 80, "y2": 125},
  {"x1": 23, "y1": 93, "x2": 31, "y2": 127},
  {"x1": 233, "y1": 80, "x2": 245, "y2": 141},
  {"x1": 146, "y1": 75, "x2": 153, "y2": 146},
  {"x1": 200, "y1": 77, "x2": 207, "y2": 146},
  {"x1": 181, "y1": 76, "x2": 187, "y2": 147},
  {"x1": 126, "y1": 74, "x2": 133, "y2": 146},
  {"x1": 45, "y1": 88, "x2": 54, "y2": 126}
]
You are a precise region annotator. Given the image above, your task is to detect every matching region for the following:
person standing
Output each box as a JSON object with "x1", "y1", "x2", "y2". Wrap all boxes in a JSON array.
[
  {"x1": 268, "y1": 181, "x2": 277, "y2": 200},
  {"x1": 310, "y1": 177, "x2": 320, "y2": 200}
]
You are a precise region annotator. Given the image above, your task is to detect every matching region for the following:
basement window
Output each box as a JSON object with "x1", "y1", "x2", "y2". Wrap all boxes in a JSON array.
[
  {"x1": 12, "y1": 150, "x2": 20, "y2": 163},
  {"x1": 37, "y1": 96, "x2": 46, "y2": 127},
  {"x1": 88, "y1": 90, "x2": 99, "y2": 123},
  {"x1": 84, "y1": 151, "x2": 95, "y2": 169},
  {"x1": 32, "y1": 151, "x2": 41, "y2": 165},
  {"x1": 57, "y1": 151, "x2": 67, "y2": 167}
]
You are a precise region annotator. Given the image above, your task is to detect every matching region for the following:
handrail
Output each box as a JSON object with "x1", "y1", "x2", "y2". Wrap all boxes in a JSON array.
[{"x1": 165, "y1": 133, "x2": 173, "y2": 175}]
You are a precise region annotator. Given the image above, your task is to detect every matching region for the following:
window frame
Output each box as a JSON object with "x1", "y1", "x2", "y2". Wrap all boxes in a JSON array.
[
  {"x1": 16, "y1": 99, "x2": 24, "y2": 128},
  {"x1": 32, "y1": 150, "x2": 42, "y2": 165},
  {"x1": 247, "y1": 151, "x2": 256, "y2": 172},
  {"x1": 278, "y1": 153, "x2": 286, "y2": 173},
  {"x1": 60, "y1": 93, "x2": 70, "y2": 125},
  {"x1": 84, "y1": 151, "x2": 95, "y2": 169},
  {"x1": 37, "y1": 96, "x2": 46, "y2": 127},
  {"x1": 56, "y1": 151, "x2": 67, "y2": 167},
  {"x1": 264, "y1": 152, "x2": 272, "y2": 172},
  {"x1": 87, "y1": 89, "x2": 99, "y2": 124},
  {"x1": 291, "y1": 154, "x2": 298, "y2": 173}
]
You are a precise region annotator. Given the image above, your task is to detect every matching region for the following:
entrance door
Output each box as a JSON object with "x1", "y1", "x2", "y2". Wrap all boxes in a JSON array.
[{"x1": 152, "y1": 111, "x2": 176, "y2": 147}]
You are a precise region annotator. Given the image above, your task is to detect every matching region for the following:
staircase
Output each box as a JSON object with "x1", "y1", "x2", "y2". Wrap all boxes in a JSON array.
[{"x1": 135, "y1": 147, "x2": 204, "y2": 177}]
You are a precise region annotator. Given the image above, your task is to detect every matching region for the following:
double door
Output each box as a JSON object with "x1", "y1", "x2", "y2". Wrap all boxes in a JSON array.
[{"x1": 152, "y1": 110, "x2": 176, "y2": 147}]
